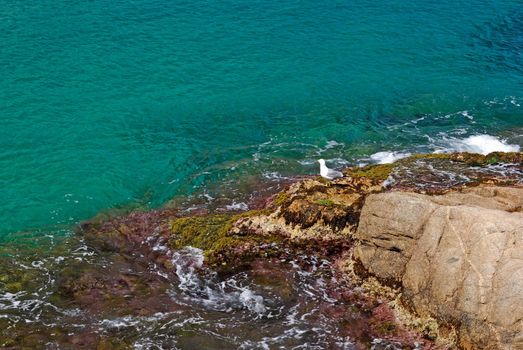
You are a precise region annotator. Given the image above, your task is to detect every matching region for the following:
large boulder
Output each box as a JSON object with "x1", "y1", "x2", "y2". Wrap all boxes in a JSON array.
[{"x1": 354, "y1": 186, "x2": 523, "y2": 349}]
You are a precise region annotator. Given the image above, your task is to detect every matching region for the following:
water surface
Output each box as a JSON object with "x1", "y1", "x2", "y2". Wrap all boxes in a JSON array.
[{"x1": 1, "y1": 0, "x2": 522, "y2": 237}]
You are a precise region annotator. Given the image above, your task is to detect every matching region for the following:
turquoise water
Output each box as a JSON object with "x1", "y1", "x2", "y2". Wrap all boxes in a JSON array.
[{"x1": 1, "y1": 0, "x2": 522, "y2": 238}]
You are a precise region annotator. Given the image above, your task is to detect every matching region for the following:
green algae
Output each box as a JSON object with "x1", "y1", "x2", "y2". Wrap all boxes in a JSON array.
[
  {"x1": 274, "y1": 190, "x2": 290, "y2": 206},
  {"x1": 314, "y1": 199, "x2": 335, "y2": 207},
  {"x1": 348, "y1": 163, "x2": 394, "y2": 181},
  {"x1": 405, "y1": 151, "x2": 523, "y2": 166},
  {"x1": 401, "y1": 153, "x2": 451, "y2": 161},
  {"x1": 5, "y1": 282, "x2": 23, "y2": 293},
  {"x1": 169, "y1": 214, "x2": 235, "y2": 252},
  {"x1": 452, "y1": 151, "x2": 523, "y2": 166},
  {"x1": 348, "y1": 153, "x2": 462, "y2": 181},
  {"x1": 168, "y1": 210, "x2": 279, "y2": 265}
]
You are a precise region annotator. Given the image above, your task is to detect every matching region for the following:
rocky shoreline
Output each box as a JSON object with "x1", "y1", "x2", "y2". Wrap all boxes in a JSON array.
[{"x1": 1, "y1": 152, "x2": 522, "y2": 349}]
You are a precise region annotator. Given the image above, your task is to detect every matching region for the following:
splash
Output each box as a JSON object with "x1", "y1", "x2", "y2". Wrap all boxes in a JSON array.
[
  {"x1": 370, "y1": 151, "x2": 412, "y2": 164},
  {"x1": 446, "y1": 134, "x2": 520, "y2": 155}
]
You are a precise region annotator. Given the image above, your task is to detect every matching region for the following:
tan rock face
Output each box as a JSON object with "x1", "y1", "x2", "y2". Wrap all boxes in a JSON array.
[
  {"x1": 233, "y1": 176, "x2": 383, "y2": 241},
  {"x1": 354, "y1": 186, "x2": 523, "y2": 350}
]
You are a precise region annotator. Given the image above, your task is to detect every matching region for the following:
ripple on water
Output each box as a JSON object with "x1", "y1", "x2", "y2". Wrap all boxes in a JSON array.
[
  {"x1": 0, "y1": 224, "x2": 440, "y2": 349},
  {"x1": 0, "y1": 235, "x2": 351, "y2": 348}
]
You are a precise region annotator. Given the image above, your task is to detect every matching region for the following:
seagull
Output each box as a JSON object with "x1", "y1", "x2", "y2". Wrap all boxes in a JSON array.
[{"x1": 318, "y1": 159, "x2": 343, "y2": 180}]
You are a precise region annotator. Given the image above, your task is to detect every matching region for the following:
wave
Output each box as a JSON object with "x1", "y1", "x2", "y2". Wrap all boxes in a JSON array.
[
  {"x1": 442, "y1": 134, "x2": 521, "y2": 155},
  {"x1": 370, "y1": 151, "x2": 412, "y2": 164},
  {"x1": 370, "y1": 134, "x2": 520, "y2": 164}
]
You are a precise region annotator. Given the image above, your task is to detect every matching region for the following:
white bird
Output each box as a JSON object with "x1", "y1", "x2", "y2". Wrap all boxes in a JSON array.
[{"x1": 318, "y1": 159, "x2": 343, "y2": 180}]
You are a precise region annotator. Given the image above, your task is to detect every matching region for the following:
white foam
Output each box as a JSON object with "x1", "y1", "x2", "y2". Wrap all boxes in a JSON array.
[
  {"x1": 170, "y1": 247, "x2": 267, "y2": 316},
  {"x1": 382, "y1": 175, "x2": 396, "y2": 188},
  {"x1": 324, "y1": 140, "x2": 342, "y2": 149},
  {"x1": 262, "y1": 171, "x2": 291, "y2": 180},
  {"x1": 239, "y1": 289, "x2": 266, "y2": 314},
  {"x1": 100, "y1": 316, "x2": 142, "y2": 329},
  {"x1": 377, "y1": 135, "x2": 521, "y2": 162},
  {"x1": 446, "y1": 134, "x2": 520, "y2": 155},
  {"x1": 460, "y1": 110, "x2": 474, "y2": 121},
  {"x1": 225, "y1": 202, "x2": 249, "y2": 211},
  {"x1": 315, "y1": 140, "x2": 345, "y2": 155},
  {"x1": 202, "y1": 193, "x2": 214, "y2": 201},
  {"x1": 31, "y1": 260, "x2": 44, "y2": 268},
  {"x1": 152, "y1": 241, "x2": 168, "y2": 252},
  {"x1": 297, "y1": 159, "x2": 315, "y2": 166},
  {"x1": 509, "y1": 96, "x2": 520, "y2": 107},
  {"x1": 172, "y1": 247, "x2": 204, "y2": 293},
  {"x1": 370, "y1": 151, "x2": 411, "y2": 164}
]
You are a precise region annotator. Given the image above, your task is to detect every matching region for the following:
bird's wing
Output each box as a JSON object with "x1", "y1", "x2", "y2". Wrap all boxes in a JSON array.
[{"x1": 327, "y1": 169, "x2": 343, "y2": 178}]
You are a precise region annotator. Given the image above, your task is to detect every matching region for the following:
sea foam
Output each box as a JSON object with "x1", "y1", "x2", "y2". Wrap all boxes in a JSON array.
[
  {"x1": 372, "y1": 134, "x2": 520, "y2": 165},
  {"x1": 370, "y1": 151, "x2": 411, "y2": 164},
  {"x1": 445, "y1": 135, "x2": 520, "y2": 155}
]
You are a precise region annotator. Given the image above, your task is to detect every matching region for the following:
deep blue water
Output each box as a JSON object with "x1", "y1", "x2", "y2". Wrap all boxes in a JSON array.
[{"x1": 1, "y1": 0, "x2": 522, "y2": 238}]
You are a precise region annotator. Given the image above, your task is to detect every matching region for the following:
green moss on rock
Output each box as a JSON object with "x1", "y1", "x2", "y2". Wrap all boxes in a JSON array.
[
  {"x1": 169, "y1": 214, "x2": 235, "y2": 251},
  {"x1": 405, "y1": 151, "x2": 522, "y2": 166},
  {"x1": 273, "y1": 191, "x2": 290, "y2": 206},
  {"x1": 403, "y1": 153, "x2": 450, "y2": 161},
  {"x1": 5, "y1": 282, "x2": 23, "y2": 293},
  {"x1": 347, "y1": 163, "x2": 395, "y2": 181},
  {"x1": 314, "y1": 199, "x2": 335, "y2": 207},
  {"x1": 345, "y1": 152, "x2": 522, "y2": 183},
  {"x1": 168, "y1": 210, "x2": 279, "y2": 265},
  {"x1": 451, "y1": 151, "x2": 523, "y2": 166}
]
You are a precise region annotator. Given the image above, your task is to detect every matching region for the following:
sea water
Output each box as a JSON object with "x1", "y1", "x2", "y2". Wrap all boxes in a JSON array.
[
  {"x1": 1, "y1": 1, "x2": 522, "y2": 347},
  {"x1": 1, "y1": 0, "x2": 522, "y2": 237}
]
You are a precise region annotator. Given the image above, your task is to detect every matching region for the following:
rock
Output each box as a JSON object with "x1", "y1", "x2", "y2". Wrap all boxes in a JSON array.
[
  {"x1": 354, "y1": 185, "x2": 523, "y2": 349},
  {"x1": 233, "y1": 175, "x2": 383, "y2": 241},
  {"x1": 371, "y1": 152, "x2": 523, "y2": 194},
  {"x1": 55, "y1": 152, "x2": 523, "y2": 349}
]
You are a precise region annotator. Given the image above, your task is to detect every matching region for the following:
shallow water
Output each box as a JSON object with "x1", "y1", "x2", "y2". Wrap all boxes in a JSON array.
[
  {"x1": 0, "y1": 236, "x2": 427, "y2": 349},
  {"x1": 1, "y1": 0, "x2": 523, "y2": 237}
]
